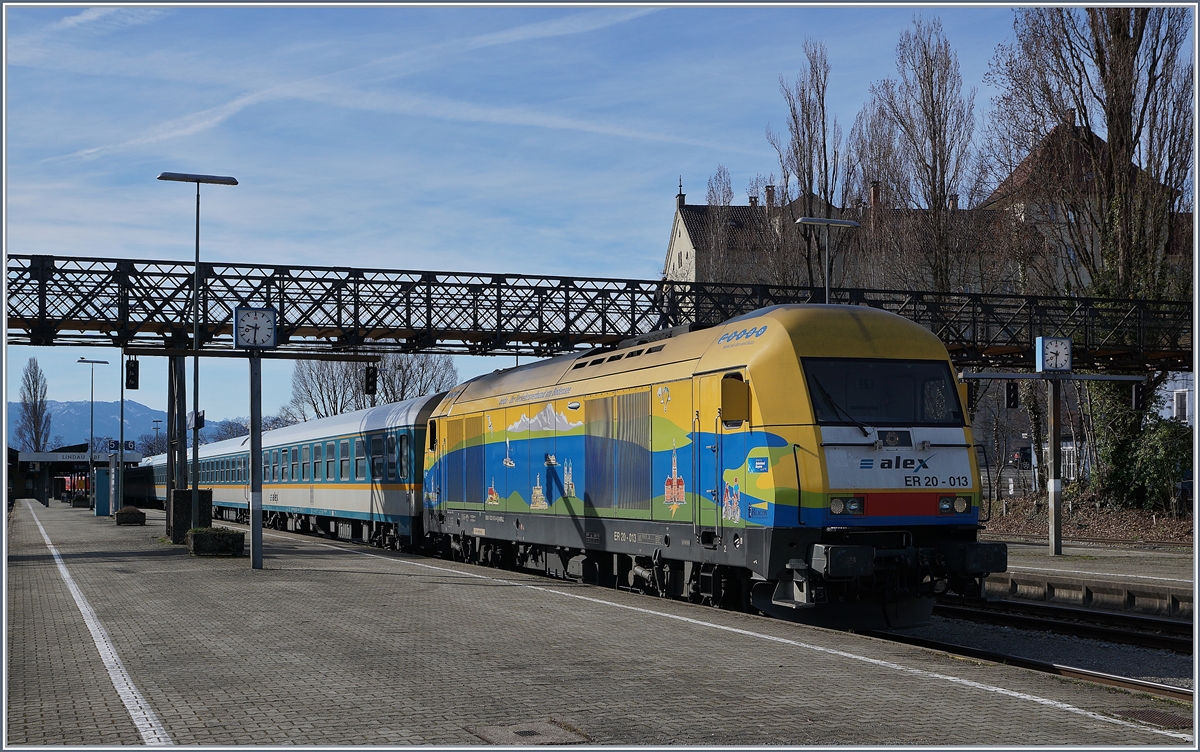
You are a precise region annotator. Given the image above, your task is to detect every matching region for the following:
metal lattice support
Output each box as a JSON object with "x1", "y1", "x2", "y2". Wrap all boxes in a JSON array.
[{"x1": 6, "y1": 254, "x2": 1191, "y2": 370}]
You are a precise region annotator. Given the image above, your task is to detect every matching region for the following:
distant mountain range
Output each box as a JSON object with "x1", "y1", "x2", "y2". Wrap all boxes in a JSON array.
[{"x1": 6, "y1": 400, "x2": 243, "y2": 451}]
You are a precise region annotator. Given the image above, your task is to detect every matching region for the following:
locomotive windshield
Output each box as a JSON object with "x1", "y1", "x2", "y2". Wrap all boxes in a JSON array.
[{"x1": 802, "y1": 358, "x2": 965, "y2": 427}]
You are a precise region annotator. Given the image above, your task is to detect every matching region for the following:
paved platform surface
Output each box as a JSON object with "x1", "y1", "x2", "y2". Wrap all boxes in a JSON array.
[
  {"x1": 7, "y1": 500, "x2": 1194, "y2": 746},
  {"x1": 1003, "y1": 539, "x2": 1193, "y2": 585}
]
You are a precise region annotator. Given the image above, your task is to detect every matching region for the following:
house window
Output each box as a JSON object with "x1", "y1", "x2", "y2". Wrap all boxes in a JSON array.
[{"x1": 1174, "y1": 390, "x2": 1189, "y2": 421}]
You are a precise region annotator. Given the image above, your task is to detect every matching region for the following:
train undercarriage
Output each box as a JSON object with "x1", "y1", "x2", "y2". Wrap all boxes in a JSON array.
[{"x1": 211, "y1": 505, "x2": 1005, "y2": 629}]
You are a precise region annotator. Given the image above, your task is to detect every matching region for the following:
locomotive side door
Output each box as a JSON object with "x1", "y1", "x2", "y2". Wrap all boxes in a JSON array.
[{"x1": 694, "y1": 371, "x2": 750, "y2": 549}]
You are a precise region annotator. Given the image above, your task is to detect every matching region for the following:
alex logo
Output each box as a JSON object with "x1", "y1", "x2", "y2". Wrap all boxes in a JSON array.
[
  {"x1": 859, "y1": 457, "x2": 930, "y2": 471},
  {"x1": 717, "y1": 325, "x2": 768, "y2": 344}
]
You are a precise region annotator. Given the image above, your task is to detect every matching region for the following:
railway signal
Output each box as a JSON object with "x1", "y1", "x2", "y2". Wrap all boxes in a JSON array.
[
  {"x1": 365, "y1": 366, "x2": 378, "y2": 396},
  {"x1": 1133, "y1": 382, "x2": 1148, "y2": 411},
  {"x1": 125, "y1": 358, "x2": 139, "y2": 390},
  {"x1": 1005, "y1": 381, "x2": 1019, "y2": 409}
]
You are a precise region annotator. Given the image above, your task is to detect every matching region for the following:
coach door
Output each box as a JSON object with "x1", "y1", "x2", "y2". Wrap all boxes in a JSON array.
[{"x1": 694, "y1": 372, "x2": 749, "y2": 549}]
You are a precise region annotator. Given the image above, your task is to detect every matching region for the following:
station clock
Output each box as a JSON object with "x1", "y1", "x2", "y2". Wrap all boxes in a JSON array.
[
  {"x1": 1035, "y1": 336, "x2": 1072, "y2": 373},
  {"x1": 234, "y1": 306, "x2": 279, "y2": 349}
]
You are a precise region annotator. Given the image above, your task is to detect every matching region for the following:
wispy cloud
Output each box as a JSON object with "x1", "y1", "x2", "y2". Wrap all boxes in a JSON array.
[
  {"x1": 10, "y1": 7, "x2": 171, "y2": 62},
  {"x1": 43, "y1": 8, "x2": 671, "y2": 163}
]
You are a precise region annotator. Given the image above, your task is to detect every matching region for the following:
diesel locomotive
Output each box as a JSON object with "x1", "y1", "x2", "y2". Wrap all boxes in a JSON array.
[{"x1": 145, "y1": 304, "x2": 1006, "y2": 628}]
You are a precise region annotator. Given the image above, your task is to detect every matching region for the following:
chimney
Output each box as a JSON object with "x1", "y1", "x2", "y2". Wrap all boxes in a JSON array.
[
  {"x1": 948, "y1": 194, "x2": 959, "y2": 211},
  {"x1": 749, "y1": 196, "x2": 758, "y2": 208},
  {"x1": 869, "y1": 181, "x2": 881, "y2": 211},
  {"x1": 765, "y1": 185, "x2": 775, "y2": 208}
]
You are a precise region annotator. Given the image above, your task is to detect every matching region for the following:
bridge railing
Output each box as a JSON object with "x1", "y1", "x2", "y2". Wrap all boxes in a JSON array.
[{"x1": 6, "y1": 254, "x2": 1191, "y2": 370}]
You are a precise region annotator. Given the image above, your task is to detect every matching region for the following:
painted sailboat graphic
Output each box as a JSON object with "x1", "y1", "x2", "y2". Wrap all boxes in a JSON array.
[{"x1": 503, "y1": 438, "x2": 515, "y2": 468}]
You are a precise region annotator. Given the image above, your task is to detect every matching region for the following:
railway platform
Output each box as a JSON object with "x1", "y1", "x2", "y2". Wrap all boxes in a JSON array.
[
  {"x1": 983, "y1": 538, "x2": 1194, "y2": 619},
  {"x1": 7, "y1": 500, "x2": 1194, "y2": 746}
]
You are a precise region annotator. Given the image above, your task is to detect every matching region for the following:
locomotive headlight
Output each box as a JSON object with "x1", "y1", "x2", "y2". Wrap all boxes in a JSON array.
[
  {"x1": 939, "y1": 496, "x2": 972, "y2": 514},
  {"x1": 829, "y1": 497, "x2": 863, "y2": 515}
]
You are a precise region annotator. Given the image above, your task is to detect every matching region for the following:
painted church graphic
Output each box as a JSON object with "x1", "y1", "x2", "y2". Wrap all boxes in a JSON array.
[
  {"x1": 663, "y1": 440, "x2": 686, "y2": 517},
  {"x1": 530, "y1": 473, "x2": 548, "y2": 510}
]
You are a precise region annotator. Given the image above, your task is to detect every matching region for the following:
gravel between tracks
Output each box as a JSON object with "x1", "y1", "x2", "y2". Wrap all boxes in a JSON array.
[{"x1": 897, "y1": 616, "x2": 1194, "y2": 690}]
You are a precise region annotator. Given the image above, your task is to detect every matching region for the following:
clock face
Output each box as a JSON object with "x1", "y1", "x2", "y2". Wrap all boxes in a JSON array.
[
  {"x1": 1038, "y1": 337, "x2": 1072, "y2": 371},
  {"x1": 235, "y1": 307, "x2": 277, "y2": 349}
]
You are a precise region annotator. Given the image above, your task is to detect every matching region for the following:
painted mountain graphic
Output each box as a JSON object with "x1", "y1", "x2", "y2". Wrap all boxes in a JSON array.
[{"x1": 507, "y1": 403, "x2": 582, "y2": 434}]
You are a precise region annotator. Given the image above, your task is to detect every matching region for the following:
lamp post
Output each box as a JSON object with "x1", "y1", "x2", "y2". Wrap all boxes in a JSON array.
[
  {"x1": 158, "y1": 171, "x2": 238, "y2": 530},
  {"x1": 77, "y1": 357, "x2": 109, "y2": 508},
  {"x1": 796, "y1": 217, "x2": 861, "y2": 304}
]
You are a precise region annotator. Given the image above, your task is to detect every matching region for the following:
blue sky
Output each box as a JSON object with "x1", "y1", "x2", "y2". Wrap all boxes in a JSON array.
[{"x1": 6, "y1": 4, "x2": 1023, "y2": 426}]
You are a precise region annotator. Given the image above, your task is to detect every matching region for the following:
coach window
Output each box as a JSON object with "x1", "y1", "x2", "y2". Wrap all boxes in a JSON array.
[
  {"x1": 263, "y1": 452, "x2": 270, "y2": 481},
  {"x1": 327, "y1": 442, "x2": 336, "y2": 481},
  {"x1": 355, "y1": 438, "x2": 367, "y2": 480},
  {"x1": 399, "y1": 434, "x2": 410, "y2": 479},
  {"x1": 312, "y1": 444, "x2": 321, "y2": 481},
  {"x1": 301, "y1": 445, "x2": 310, "y2": 481},
  {"x1": 386, "y1": 435, "x2": 397, "y2": 480},
  {"x1": 290, "y1": 447, "x2": 299, "y2": 480},
  {"x1": 340, "y1": 440, "x2": 350, "y2": 480},
  {"x1": 371, "y1": 437, "x2": 384, "y2": 480},
  {"x1": 272, "y1": 450, "x2": 280, "y2": 482}
]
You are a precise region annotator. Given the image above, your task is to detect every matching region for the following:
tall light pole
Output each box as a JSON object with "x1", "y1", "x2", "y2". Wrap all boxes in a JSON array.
[
  {"x1": 77, "y1": 357, "x2": 109, "y2": 508},
  {"x1": 158, "y1": 171, "x2": 238, "y2": 530},
  {"x1": 152, "y1": 419, "x2": 162, "y2": 451},
  {"x1": 796, "y1": 217, "x2": 861, "y2": 304}
]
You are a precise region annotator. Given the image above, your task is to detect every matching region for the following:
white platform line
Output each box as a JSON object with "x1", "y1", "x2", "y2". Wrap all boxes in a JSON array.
[
  {"x1": 282, "y1": 533, "x2": 1193, "y2": 744},
  {"x1": 28, "y1": 503, "x2": 173, "y2": 746},
  {"x1": 1007, "y1": 565, "x2": 1192, "y2": 585}
]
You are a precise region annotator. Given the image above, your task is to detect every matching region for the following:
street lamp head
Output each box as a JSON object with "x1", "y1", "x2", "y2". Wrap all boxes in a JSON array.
[
  {"x1": 77, "y1": 358, "x2": 109, "y2": 365},
  {"x1": 157, "y1": 172, "x2": 238, "y2": 186},
  {"x1": 796, "y1": 217, "x2": 861, "y2": 229}
]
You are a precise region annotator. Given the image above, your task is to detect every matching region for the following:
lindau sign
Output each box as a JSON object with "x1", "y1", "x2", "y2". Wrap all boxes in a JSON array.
[{"x1": 18, "y1": 451, "x2": 144, "y2": 464}]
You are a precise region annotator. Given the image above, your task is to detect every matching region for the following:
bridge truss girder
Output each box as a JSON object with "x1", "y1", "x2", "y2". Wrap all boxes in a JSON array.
[{"x1": 6, "y1": 254, "x2": 1191, "y2": 371}]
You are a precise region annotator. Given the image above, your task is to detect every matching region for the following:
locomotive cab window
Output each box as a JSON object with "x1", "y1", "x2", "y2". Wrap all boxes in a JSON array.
[
  {"x1": 801, "y1": 358, "x2": 965, "y2": 427},
  {"x1": 721, "y1": 373, "x2": 749, "y2": 426},
  {"x1": 427, "y1": 421, "x2": 437, "y2": 452}
]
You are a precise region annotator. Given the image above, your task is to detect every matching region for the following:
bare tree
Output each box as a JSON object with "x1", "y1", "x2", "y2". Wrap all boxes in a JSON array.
[
  {"x1": 870, "y1": 16, "x2": 977, "y2": 292},
  {"x1": 699, "y1": 165, "x2": 736, "y2": 282},
  {"x1": 289, "y1": 359, "x2": 360, "y2": 419},
  {"x1": 767, "y1": 39, "x2": 845, "y2": 288},
  {"x1": 289, "y1": 352, "x2": 458, "y2": 419},
  {"x1": 986, "y1": 8, "x2": 1192, "y2": 300},
  {"x1": 137, "y1": 432, "x2": 167, "y2": 457},
  {"x1": 206, "y1": 419, "x2": 250, "y2": 442},
  {"x1": 15, "y1": 358, "x2": 52, "y2": 452},
  {"x1": 378, "y1": 352, "x2": 458, "y2": 403}
]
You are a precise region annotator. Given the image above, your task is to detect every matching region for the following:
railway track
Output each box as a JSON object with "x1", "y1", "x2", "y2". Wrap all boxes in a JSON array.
[
  {"x1": 865, "y1": 630, "x2": 1193, "y2": 703},
  {"x1": 934, "y1": 596, "x2": 1193, "y2": 654}
]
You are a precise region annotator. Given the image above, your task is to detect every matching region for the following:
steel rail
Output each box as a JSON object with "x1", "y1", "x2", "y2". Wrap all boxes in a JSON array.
[
  {"x1": 933, "y1": 598, "x2": 1192, "y2": 654},
  {"x1": 6, "y1": 253, "x2": 1192, "y2": 369},
  {"x1": 866, "y1": 630, "x2": 1193, "y2": 702}
]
